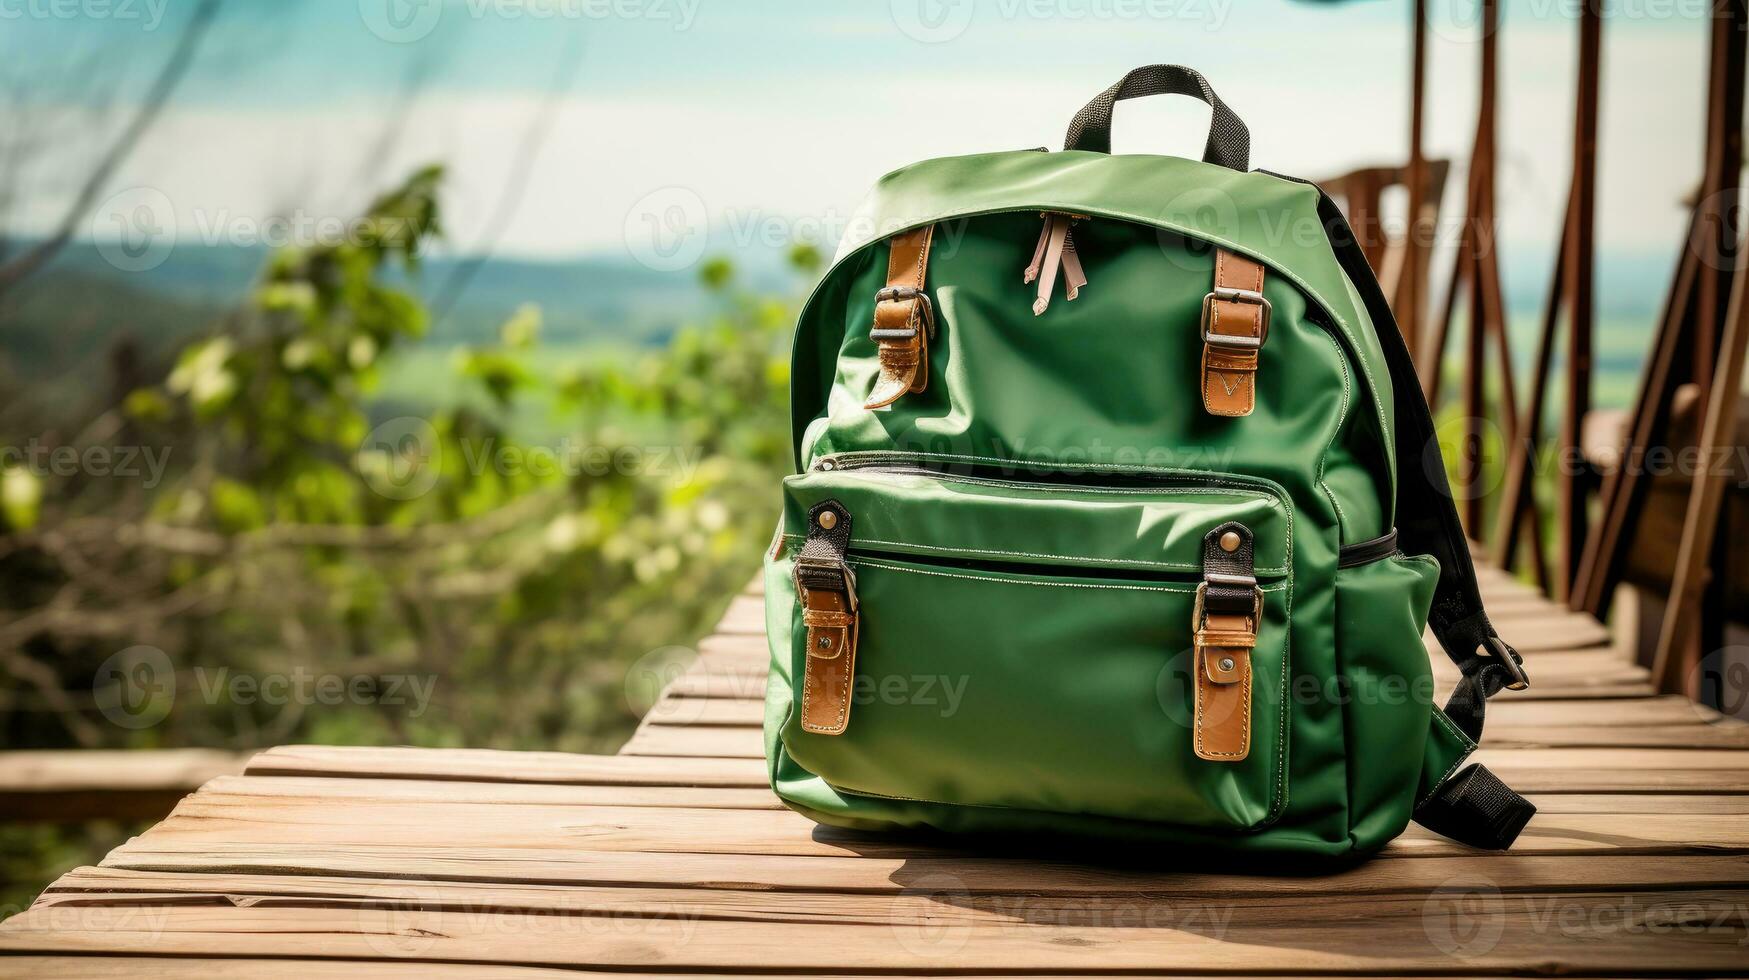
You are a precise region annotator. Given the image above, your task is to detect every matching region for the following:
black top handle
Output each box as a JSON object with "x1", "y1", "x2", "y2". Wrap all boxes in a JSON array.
[{"x1": 1063, "y1": 65, "x2": 1251, "y2": 172}]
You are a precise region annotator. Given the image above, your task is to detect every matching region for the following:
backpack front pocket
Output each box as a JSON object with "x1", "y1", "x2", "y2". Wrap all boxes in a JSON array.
[{"x1": 775, "y1": 459, "x2": 1293, "y2": 832}]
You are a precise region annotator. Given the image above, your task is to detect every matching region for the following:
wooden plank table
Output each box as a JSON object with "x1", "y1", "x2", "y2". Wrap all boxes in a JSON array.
[
  {"x1": 0, "y1": 750, "x2": 249, "y2": 823},
  {"x1": 4, "y1": 561, "x2": 1748, "y2": 976}
]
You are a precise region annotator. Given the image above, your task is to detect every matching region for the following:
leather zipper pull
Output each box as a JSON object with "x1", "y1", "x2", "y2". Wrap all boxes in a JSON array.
[
  {"x1": 1029, "y1": 214, "x2": 1070, "y2": 315},
  {"x1": 1060, "y1": 230, "x2": 1087, "y2": 301},
  {"x1": 1023, "y1": 214, "x2": 1055, "y2": 285},
  {"x1": 1023, "y1": 213, "x2": 1090, "y2": 315},
  {"x1": 794, "y1": 499, "x2": 859, "y2": 735},
  {"x1": 1193, "y1": 522, "x2": 1258, "y2": 763}
]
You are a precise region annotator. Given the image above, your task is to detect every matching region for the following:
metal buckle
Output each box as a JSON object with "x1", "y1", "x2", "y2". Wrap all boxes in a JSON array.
[
  {"x1": 1200, "y1": 287, "x2": 1272, "y2": 350},
  {"x1": 793, "y1": 558, "x2": 857, "y2": 613},
  {"x1": 1485, "y1": 635, "x2": 1530, "y2": 691},
  {"x1": 1193, "y1": 580, "x2": 1262, "y2": 630},
  {"x1": 875, "y1": 285, "x2": 935, "y2": 339}
]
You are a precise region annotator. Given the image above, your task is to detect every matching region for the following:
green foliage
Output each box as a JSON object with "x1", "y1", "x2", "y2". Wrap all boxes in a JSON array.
[{"x1": 2, "y1": 166, "x2": 806, "y2": 764}]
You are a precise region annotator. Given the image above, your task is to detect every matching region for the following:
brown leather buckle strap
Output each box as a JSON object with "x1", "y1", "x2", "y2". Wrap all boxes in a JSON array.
[
  {"x1": 863, "y1": 225, "x2": 936, "y2": 410},
  {"x1": 1200, "y1": 250, "x2": 1271, "y2": 417},
  {"x1": 1193, "y1": 522, "x2": 1259, "y2": 762},
  {"x1": 794, "y1": 500, "x2": 859, "y2": 735}
]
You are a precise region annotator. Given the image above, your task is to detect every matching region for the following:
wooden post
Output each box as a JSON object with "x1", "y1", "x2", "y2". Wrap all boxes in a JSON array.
[
  {"x1": 1651, "y1": 227, "x2": 1749, "y2": 694},
  {"x1": 1493, "y1": 0, "x2": 1601, "y2": 594},
  {"x1": 1571, "y1": 1, "x2": 1746, "y2": 620},
  {"x1": 1424, "y1": 0, "x2": 1516, "y2": 543},
  {"x1": 1559, "y1": 1, "x2": 1602, "y2": 597},
  {"x1": 1401, "y1": 0, "x2": 1430, "y2": 362}
]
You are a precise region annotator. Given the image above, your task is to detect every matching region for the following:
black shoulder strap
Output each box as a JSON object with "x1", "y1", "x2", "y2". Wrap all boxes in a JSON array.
[{"x1": 1301, "y1": 182, "x2": 1536, "y2": 850}]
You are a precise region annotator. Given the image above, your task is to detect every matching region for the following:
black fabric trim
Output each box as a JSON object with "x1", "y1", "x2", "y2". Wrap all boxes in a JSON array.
[
  {"x1": 1413, "y1": 764, "x2": 1537, "y2": 850},
  {"x1": 795, "y1": 499, "x2": 854, "y2": 593},
  {"x1": 1200, "y1": 521, "x2": 1257, "y2": 616},
  {"x1": 1337, "y1": 529, "x2": 1399, "y2": 569}
]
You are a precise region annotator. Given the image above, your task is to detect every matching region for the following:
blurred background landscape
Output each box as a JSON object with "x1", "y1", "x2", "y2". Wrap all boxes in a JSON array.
[{"x1": 0, "y1": 0, "x2": 1728, "y2": 913}]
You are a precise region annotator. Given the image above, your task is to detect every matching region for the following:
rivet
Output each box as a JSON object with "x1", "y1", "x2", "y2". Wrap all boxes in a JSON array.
[
  {"x1": 1219, "y1": 531, "x2": 1241, "y2": 553},
  {"x1": 817, "y1": 511, "x2": 838, "y2": 530},
  {"x1": 1219, "y1": 657, "x2": 1235, "y2": 672},
  {"x1": 817, "y1": 635, "x2": 832, "y2": 650}
]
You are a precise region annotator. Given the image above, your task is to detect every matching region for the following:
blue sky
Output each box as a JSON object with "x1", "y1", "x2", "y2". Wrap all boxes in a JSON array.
[{"x1": 1, "y1": 0, "x2": 1725, "y2": 276}]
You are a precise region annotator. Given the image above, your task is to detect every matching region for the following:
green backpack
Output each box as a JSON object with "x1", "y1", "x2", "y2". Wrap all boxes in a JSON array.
[{"x1": 762, "y1": 66, "x2": 1534, "y2": 856}]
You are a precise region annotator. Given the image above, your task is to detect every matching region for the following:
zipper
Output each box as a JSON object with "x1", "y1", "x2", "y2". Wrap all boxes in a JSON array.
[
  {"x1": 807, "y1": 451, "x2": 1293, "y2": 580},
  {"x1": 1336, "y1": 529, "x2": 1399, "y2": 568},
  {"x1": 849, "y1": 545, "x2": 1206, "y2": 585},
  {"x1": 812, "y1": 450, "x2": 1290, "y2": 501}
]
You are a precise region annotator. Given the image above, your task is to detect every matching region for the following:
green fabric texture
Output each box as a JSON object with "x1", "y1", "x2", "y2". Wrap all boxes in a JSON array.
[{"x1": 765, "y1": 148, "x2": 1452, "y2": 857}]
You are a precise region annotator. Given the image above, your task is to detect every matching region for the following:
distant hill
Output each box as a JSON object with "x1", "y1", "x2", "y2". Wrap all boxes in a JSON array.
[{"x1": 0, "y1": 241, "x2": 736, "y2": 387}]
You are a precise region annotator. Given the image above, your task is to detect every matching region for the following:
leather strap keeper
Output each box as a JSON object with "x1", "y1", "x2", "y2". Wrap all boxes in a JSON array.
[
  {"x1": 1200, "y1": 249, "x2": 1270, "y2": 417},
  {"x1": 1193, "y1": 522, "x2": 1259, "y2": 762},
  {"x1": 795, "y1": 499, "x2": 859, "y2": 735},
  {"x1": 864, "y1": 225, "x2": 936, "y2": 410}
]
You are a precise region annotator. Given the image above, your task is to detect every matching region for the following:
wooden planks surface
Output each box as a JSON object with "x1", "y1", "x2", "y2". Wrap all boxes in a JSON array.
[{"x1": 3, "y1": 563, "x2": 1747, "y2": 977}]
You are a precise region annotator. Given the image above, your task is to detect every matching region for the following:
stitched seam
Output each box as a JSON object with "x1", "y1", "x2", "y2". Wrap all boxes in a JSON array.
[
  {"x1": 1195, "y1": 651, "x2": 1251, "y2": 759},
  {"x1": 1296, "y1": 317, "x2": 1360, "y2": 837},
  {"x1": 1268, "y1": 567, "x2": 1293, "y2": 821},
  {"x1": 801, "y1": 626, "x2": 854, "y2": 734},
  {"x1": 1417, "y1": 706, "x2": 1478, "y2": 809},
  {"x1": 828, "y1": 627, "x2": 853, "y2": 731},
  {"x1": 799, "y1": 596, "x2": 818, "y2": 729},
  {"x1": 1311, "y1": 326, "x2": 1353, "y2": 537}
]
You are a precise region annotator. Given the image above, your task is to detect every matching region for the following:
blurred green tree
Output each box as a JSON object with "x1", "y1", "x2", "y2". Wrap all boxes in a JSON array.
[{"x1": 0, "y1": 166, "x2": 804, "y2": 757}]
